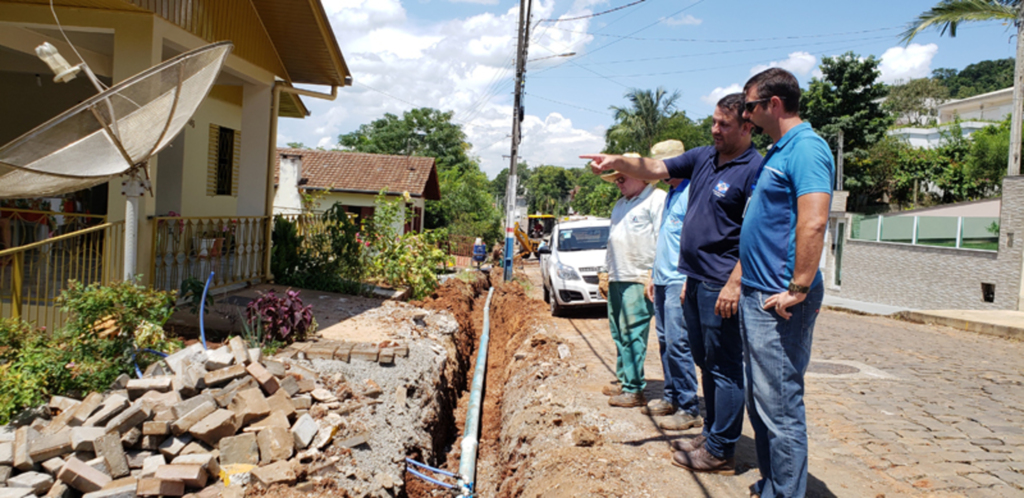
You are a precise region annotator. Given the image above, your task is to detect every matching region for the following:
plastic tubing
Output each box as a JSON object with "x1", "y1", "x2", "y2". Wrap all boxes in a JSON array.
[
  {"x1": 198, "y1": 271, "x2": 214, "y2": 350},
  {"x1": 406, "y1": 467, "x2": 454, "y2": 489},
  {"x1": 457, "y1": 287, "x2": 494, "y2": 497}
]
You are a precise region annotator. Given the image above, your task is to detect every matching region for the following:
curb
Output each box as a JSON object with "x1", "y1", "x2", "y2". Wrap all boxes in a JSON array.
[{"x1": 895, "y1": 311, "x2": 1024, "y2": 341}]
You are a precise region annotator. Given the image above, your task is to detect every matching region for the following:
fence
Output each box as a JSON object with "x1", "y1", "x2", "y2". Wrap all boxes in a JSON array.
[
  {"x1": 0, "y1": 221, "x2": 125, "y2": 331},
  {"x1": 150, "y1": 216, "x2": 269, "y2": 293},
  {"x1": 851, "y1": 215, "x2": 1000, "y2": 251}
]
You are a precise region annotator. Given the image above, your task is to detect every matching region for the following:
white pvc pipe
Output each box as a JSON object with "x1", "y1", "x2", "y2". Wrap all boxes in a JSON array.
[{"x1": 458, "y1": 287, "x2": 495, "y2": 496}]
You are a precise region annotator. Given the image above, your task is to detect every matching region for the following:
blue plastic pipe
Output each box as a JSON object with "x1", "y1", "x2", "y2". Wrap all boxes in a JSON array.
[
  {"x1": 457, "y1": 287, "x2": 494, "y2": 496},
  {"x1": 198, "y1": 271, "x2": 214, "y2": 350}
]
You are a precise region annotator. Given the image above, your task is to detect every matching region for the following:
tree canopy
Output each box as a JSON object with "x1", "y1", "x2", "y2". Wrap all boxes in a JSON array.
[
  {"x1": 885, "y1": 78, "x2": 950, "y2": 126},
  {"x1": 605, "y1": 87, "x2": 680, "y2": 154},
  {"x1": 932, "y1": 58, "x2": 1015, "y2": 99}
]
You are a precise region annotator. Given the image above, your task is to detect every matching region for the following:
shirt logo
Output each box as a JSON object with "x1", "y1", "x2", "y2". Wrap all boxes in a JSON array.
[{"x1": 713, "y1": 181, "x2": 730, "y2": 197}]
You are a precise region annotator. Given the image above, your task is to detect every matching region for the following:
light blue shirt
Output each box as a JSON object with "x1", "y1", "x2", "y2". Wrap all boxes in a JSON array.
[
  {"x1": 740, "y1": 122, "x2": 834, "y2": 293},
  {"x1": 654, "y1": 181, "x2": 690, "y2": 286}
]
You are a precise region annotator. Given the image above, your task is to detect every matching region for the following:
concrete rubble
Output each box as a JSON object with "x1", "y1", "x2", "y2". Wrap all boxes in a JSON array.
[{"x1": 0, "y1": 338, "x2": 409, "y2": 497}]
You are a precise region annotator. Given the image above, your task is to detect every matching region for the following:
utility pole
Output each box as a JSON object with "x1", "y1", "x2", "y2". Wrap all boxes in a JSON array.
[
  {"x1": 836, "y1": 129, "x2": 844, "y2": 191},
  {"x1": 1009, "y1": 2, "x2": 1024, "y2": 177},
  {"x1": 502, "y1": 0, "x2": 532, "y2": 281}
]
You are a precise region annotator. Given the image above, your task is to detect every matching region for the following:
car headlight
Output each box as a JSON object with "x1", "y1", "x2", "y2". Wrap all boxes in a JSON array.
[{"x1": 556, "y1": 262, "x2": 581, "y2": 281}]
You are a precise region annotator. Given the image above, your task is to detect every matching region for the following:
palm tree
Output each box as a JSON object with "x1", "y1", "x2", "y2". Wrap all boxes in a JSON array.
[
  {"x1": 902, "y1": 0, "x2": 1024, "y2": 176},
  {"x1": 607, "y1": 87, "x2": 680, "y2": 154}
]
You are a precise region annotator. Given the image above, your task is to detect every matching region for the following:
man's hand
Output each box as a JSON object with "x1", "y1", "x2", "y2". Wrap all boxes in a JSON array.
[
  {"x1": 715, "y1": 279, "x2": 741, "y2": 319},
  {"x1": 644, "y1": 279, "x2": 654, "y2": 303},
  {"x1": 678, "y1": 281, "x2": 687, "y2": 306},
  {"x1": 580, "y1": 154, "x2": 614, "y2": 175},
  {"x1": 598, "y1": 272, "x2": 609, "y2": 300},
  {"x1": 763, "y1": 291, "x2": 806, "y2": 320}
]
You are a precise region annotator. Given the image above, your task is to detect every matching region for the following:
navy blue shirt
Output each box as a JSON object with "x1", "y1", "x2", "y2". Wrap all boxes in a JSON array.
[{"x1": 664, "y1": 144, "x2": 763, "y2": 285}]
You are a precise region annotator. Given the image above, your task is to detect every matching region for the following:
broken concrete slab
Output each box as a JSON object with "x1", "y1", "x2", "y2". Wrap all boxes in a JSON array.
[
  {"x1": 227, "y1": 389, "x2": 270, "y2": 427},
  {"x1": 256, "y1": 427, "x2": 293, "y2": 463},
  {"x1": 139, "y1": 455, "x2": 163, "y2": 478},
  {"x1": 243, "y1": 411, "x2": 290, "y2": 433},
  {"x1": 277, "y1": 375, "x2": 300, "y2": 397},
  {"x1": 125, "y1": 451, "x2": 155, "y2": 469},
  {"x1": 83, "y1": 394, "x2": 129, "y2": 427},
  {"x1": 333, "y1": 342, "x2": 355, "y2": 362},
  {"x1": 154, "y1": 464, "x2": 207, "y2": 488},
  {"x1": 0, "y1": 442, "x2": 12, "y2": 466},
  {"x1": 141, "y1": 422, "x2": 169, "y2": 436},
  {"x1": 304, "y1": 343, "x2": 338, "y2": 361},
  {"x1": 163, "y1": 343, "x2": 207, "y2": 376},
  {"x1": 291, "y1": 395, "x2": 312, "y2": 411},
  {"x1": 8, "y1": 470, "x2": 54, "y2": 495},
  {"x1": 203, "y1": 348, "x2": 234, "y2": 371},
  {"x1": 250, "y1": 460, "x2": 295, "y2": 487},
  {"x1": 335, "y1": 432, "x2": 370, "y2": 449},
  {"x1": 265, "y1": 390, "x2": 297, "y2": 420},
  {"x1": 219, "y1": 433, "x2": 259, "y2": 466},
  {"x1": 57, "y1": 457, "x2": 111, "y2": 493},
  {"x1": 212, "y1": 377, "x2": 257, "y2": 408},
  {"x1": 350, "y1": 343, "x2": 380, "y2": 362},
  {"x1": 81, "y1": 482, "x2": 137, "y2": 498},
  {"x1": 188, "y1": 410, "x2": 238, "y2": 447},
  {"x1": 170, "y1": 453, "x2": 219, "y2": 479},
  {"x1": 44, "y1": 481, "x2": 70, "y2": 498},
  {"x1": 245, "y1": 362, "x2": 279, "y2": 396},
  {"x1": 14, "y1": 427, "x2": 33, "y2": 471},
  {"x1": 157, "y1": 435, "x2": 192, "y2": 459},
  {"x1": 42, "y1": 457, "x2": 64, "y2": 475},
  {"x1": 137, "y1": 477, "x2": 184, "y2": 496},
  {"x1": 228, "y1": 337, "x2": 251, "y2": 366},
  {"x1": 29, "y1": 430, "x2": 72, "y2": 461},
  {"x1": 0, "y1": 488, "x2": 32, "y2": 498},
  {"x1": 119, "y1": 426, "x2": 141, "y2": 447},
  {"x1": 262, "y1": 359, "x2": 286, "y2": 378},
  {"x1": 247, "y1": 348, "x2": 262, "y2": 364},
  {"x1": 104, "y1": 403, "x2": 152, "y2": 435},
  {"x1": 202, "y1": 364, "x2": 248, "y2": 388},
  {"x1": 379, "y1": 348, "x2": 395, "y2": 364},
  {"x1": 290, "y1": 415, "x2": 317, "y2": 451},
  {"x1": 170, "y1": 393, "x2": 215, "y2": 420},
  {"x1": 170, "y1": 401, "x2": 217, "y2": 437},
  {"x1": 69, "y1": 393, "x2": 105, "y2": 427},
  {"x1": 94, "y1": 432, "x2": 129, "y2": 478},
  {"x1": 126, "y1": 378, "x2": 172, "y2": 401}
]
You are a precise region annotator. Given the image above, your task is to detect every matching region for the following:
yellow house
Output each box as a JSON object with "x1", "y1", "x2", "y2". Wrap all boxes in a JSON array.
[
  {"x1": 0, "y1": 0, "x2": 350, "y2": 327},
  {"x1": 273, "y1": 149, "x2": 441, "y2": 235}
]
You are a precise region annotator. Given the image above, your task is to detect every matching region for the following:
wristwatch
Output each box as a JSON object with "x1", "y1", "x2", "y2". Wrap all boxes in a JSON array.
[{"x1": 787, "y1": 281, "x2": 810, "y2": 294}]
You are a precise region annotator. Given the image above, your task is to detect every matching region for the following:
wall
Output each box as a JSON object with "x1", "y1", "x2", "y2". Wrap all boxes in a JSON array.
[
  {"x1": 179, "y1": 86, "x2": 242, "y2": 217},
  {"x1": 313, "y1": 192, "x2": 426, "y2": 234},
  {"x1": 829, "y1": 177, "x2": 1024, "y2": 310},
  {"x1": 0, "y1": 71, "x2": 104, "y2": 145}
]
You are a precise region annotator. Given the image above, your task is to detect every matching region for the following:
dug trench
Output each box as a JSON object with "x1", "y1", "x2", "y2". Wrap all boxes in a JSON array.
[{"x1": 407, "y1": 271, "x2": 589, "y2": 498}]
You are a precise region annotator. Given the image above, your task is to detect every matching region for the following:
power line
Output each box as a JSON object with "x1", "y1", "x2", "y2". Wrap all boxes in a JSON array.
[
  {"x1": 536, "y1": 0, "x2": 647, "y2": 23},
  {"x1": 544, "y1": 25, "x2": 903, "y2": 44},
  {"x1": 525, "y1": 92, "x2": 608, "y2": 115}
]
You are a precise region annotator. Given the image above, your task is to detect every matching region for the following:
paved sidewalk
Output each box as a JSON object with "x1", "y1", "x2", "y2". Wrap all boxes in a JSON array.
[
  {"x1": 823, "y1": 295, "x2": 909, "y2": 316},
  {"x1": 898, "y1": 310, "x2": 1024, "y2": 341}
]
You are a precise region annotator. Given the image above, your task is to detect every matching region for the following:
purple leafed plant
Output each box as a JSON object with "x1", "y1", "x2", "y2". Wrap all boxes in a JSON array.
[{"x1": 245, "y1": 289, "x2": 315, "y2": 343}]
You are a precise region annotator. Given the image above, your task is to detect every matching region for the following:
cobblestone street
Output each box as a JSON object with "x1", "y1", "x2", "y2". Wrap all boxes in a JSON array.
[{"x1": 807, "y1": 311, "x2": 1024, "y2": 497}]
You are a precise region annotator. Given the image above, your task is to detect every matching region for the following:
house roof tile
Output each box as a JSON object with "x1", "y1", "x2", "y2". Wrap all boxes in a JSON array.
[{"x1": 275, "y1": 149, "x2": 440, "y2": 200}]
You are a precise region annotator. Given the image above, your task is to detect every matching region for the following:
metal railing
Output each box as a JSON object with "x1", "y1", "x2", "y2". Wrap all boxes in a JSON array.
[
  {"x1": 150, "y1": 216, "x2": 269, "y2": 293},
  {"x1": 851, "y1": 215, "x2": 1000, "y2": 251},
  {"x1": 1, "y1": 208, "x2": 106, "y2": 249},
  {"x1": 0, "y1": 221, "x2": 125, "y2": 331}
]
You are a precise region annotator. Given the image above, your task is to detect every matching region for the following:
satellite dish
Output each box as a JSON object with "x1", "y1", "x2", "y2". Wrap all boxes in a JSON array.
[{"x1": 0, "y1": 41, "x2": 234, "y2": 198}]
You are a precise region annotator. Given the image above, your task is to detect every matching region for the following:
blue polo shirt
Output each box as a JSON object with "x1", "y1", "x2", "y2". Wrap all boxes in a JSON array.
[
  {"x1": 664, "y1": 144, "x2": 763, "y2": 285},
  {"x1": 740, "y1": 122, "x2": 834, "y2": 293},
  {"x1": 653, "y1": 181, "x2": 690, "y2": 286}
]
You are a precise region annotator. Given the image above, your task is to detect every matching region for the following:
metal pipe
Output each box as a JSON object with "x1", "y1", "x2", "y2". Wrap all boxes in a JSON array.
[{"x1": 458, "y1": 287, "x2": 495, "y2": 496}]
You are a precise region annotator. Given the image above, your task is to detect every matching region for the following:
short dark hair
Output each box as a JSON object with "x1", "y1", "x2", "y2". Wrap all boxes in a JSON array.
[
  {"x1": 744, "y1": 67, "x2": 801, "y2": 114},
  {"x1": 716, "y1": 93, "x2": 747, "y2": 124}
]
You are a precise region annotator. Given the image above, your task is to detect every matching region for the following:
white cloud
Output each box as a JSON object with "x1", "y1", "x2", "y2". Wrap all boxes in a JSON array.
[
  {"x1": 277, "y1": 0, "x2": 601, "y2": 177},
  {"x1": 701, "y1": 84, "x2": 742, "y2": 105},
  {"x1": 663, "y1": 14, "x2": 701, "y2": 26},
  {"x1": 750, "y1": 51, "x2": 817, "y2": 77},
  {"x1": 449, "y1": 0, "x2": 499, "y2": 4},
  {"x1": 878, "y1": 43, "x2": 938, "y2": 84}
]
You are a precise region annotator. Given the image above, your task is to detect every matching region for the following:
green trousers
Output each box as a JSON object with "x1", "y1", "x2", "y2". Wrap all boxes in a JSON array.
[{"x1": 607, "y1": 281, "x2": 654, "y2": 393}]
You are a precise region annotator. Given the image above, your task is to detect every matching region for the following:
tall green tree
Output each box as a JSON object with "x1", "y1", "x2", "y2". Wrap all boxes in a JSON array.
[
  {"x1": 885, "y1": 78, "x2": 950, "y2": 126},
  {"x1": 569, "y1": 168, "x2": 620, "y2": 218},
  {"x1": 337, "y1": 108, "x2": 501, "y2": 241},
  {"x1": 932, "y1": 58, "x2": 1015, "y2": 98},
  {"x1": 524, "y1": 166, "x2": 574, "y2": 216},
  {"x1": 903, "y1": 0, "x2": 1023, "y2": 176},
  {"x1": 606, "y1": 87, "x2": 681, "y2": 154},
  {"x1": 803, "y1": 52, "x2": 894, "y2": 205}
]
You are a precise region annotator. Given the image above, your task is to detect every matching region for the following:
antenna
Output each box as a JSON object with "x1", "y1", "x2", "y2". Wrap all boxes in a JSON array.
[{"x1": 0, "y1": 41, "x2": 234, "y2": 279}]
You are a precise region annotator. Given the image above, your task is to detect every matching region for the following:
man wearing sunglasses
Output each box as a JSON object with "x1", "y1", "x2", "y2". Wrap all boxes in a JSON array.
[
  {"x1": 740, "y1": 68, "x2": 833, "y2": 498},
  {"x1": 582, "y1": 93, "x2": 761, "y2": 475}
]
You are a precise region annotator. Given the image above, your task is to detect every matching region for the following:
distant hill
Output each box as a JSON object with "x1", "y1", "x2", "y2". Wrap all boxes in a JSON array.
[{"x1": 932, "y1": 58, "x2": 1014, "y2": 99}]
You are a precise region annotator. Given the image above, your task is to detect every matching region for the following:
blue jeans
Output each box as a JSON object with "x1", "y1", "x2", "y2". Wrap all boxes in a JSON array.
[
  {"x1": 654, "y1": 283, "x2": 699, "y2": 416},
  {"x1": 682, "y1": 279, "x2": 745, "y2": 459},
  {"x1": 740, "y1": 285, "x2": 824, "y2": 498}
]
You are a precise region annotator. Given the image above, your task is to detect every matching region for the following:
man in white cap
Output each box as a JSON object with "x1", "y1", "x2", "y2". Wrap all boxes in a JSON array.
[
  {"x1": 642, "y1": 140, "x2": 701, "y2": 432},
  {"x1": 597, "y1": 153, "x2": 666, "y2": 408}
]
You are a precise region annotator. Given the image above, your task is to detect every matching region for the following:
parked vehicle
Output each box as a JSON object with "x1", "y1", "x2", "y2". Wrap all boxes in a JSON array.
[{"x1": 538, "y1": 217, "x2": 610, "y2": 316}]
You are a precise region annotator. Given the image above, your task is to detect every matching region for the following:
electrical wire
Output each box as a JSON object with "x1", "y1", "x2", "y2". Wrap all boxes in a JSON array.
[
  {"x1": 525, "y1": 92, "x2": 608, "y2": 115},
  {"x1": 544, "y1": 24, "x2": 904, "y2": 44},
  {"x1": 536, "y1": 0, "x2": 647, "y2": 23}
]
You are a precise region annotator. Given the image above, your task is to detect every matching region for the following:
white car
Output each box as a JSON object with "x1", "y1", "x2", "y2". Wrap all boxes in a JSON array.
[{"x1": 538, "y1": 218, "x2": 610, "y2": 316}]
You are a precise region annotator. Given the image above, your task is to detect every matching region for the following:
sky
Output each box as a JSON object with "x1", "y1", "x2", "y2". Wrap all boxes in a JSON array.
[{"x1": 277, "y1": 0, "x2": 1018, "y2": 179}]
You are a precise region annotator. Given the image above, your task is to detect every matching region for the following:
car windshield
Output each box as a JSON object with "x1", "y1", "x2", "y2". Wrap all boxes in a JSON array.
[{"x1": 557, "y1": 226, "x2": 610, "y2": 251}]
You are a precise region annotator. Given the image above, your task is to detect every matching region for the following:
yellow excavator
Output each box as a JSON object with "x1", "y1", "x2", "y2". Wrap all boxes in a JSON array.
[{"x1": 513, "y1": 214, "x2": 556, "y2": 258}]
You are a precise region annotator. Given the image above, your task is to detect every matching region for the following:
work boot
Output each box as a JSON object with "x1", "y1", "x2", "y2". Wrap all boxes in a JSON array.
[
  {"x1": 608, "y1": 392, "x2": 646, "y2": 408},
  {"x1": 671, "y1": 446, "x2": 736, "y2": 475},
  {"x1": 640, "y1": 399, "x2": 675, "y2": 416},
  {"x1": 658, "y1": 411, "x2": 704, "y2": 431},
  {"x1": 671, "y1": 434, "x2": 706, "y2": 453},
  {"x1": 601, "y1": 384, "x2": 623, "y2": 396}
]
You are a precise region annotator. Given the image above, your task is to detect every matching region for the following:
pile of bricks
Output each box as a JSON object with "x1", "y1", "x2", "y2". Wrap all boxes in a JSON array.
[{"x1": 0, "y1": 337, "x2": 406, "y2": 498}]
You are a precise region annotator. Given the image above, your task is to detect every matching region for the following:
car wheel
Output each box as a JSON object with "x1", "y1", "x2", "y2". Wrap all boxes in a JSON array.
[
  {"x1": 543, "y1": 283, "x2": 550, "y2": 304},
  {"x1": 550, "y1": 289, "x2": 563, "y2": 317}
]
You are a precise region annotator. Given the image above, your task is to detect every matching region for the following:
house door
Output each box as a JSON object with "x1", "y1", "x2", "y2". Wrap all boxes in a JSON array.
[{"x1": 834, "y1": 221, "x2": 845, "y2": 286}]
